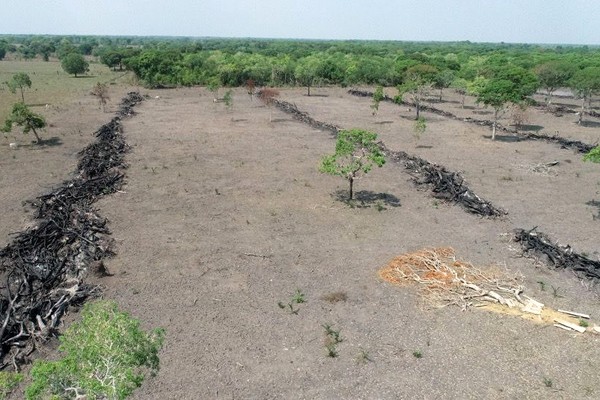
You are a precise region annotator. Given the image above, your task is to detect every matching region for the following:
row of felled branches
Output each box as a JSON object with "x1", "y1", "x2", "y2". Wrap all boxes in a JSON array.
[
  {"x1": 514, "y1": 227, "x2": 600, "y2": 280},
  {"x1": 272, "y1": 98, "x2": 504, "y2": 217},
  {"x1": 383, "y1": 145, "x2": 506, "y2": 217},
  {"x1": 347, "y1": 89, "x2": 596, "y2": 154},
  {"x1": 0, "y1": 92, "x2": 143, "y2": 369}
]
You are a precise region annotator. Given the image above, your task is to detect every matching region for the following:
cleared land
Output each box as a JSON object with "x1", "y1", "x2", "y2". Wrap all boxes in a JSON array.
[{"x1": 3, "y1": 82, "x2": 600, "y2": 399}]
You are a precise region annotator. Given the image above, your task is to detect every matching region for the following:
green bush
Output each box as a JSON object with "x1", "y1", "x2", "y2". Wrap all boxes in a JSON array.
[{"x1": 26, "y1": 301, "x2": 164, "y2": 400}]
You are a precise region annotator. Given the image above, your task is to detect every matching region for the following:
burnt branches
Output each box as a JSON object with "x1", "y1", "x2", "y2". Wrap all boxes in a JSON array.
[
  {"x1": 385, "y1": 146, "x2": 505, "y2": 218},
  {"x1": 514, "y1": 228, "x2": 600, "y2": 281},
  {"x1": 0, "y1": 92, "x2": 142, "y2": 369}
]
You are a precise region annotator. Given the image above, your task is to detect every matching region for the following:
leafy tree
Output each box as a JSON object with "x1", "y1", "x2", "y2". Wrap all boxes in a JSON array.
[
  {"x1": 223, "y1": 89, "x2": 233, "y2": 110},
  {"x1": 61, "y1": 52, "x2": 89, "y2": 77},
  {"x1": 569, "y1": 67, "x2": 600, "y2": 124},
  {"x1": 397, "y1": 64, "x2": 438, "y2": 119},
  {"x1": 320, "y1": 129, "x2": 386, "y2": 200},
  {"x1": 90, "y1": 82, "x2": 110, "y2": 112},
  {"x1": 535, "y1": 61, "x2": 576, "y2": 106},
  {"x1": 451, "y1": 77, "x2": 469, "y2": 108},
  {"x1": 433, "y1": 70, "x2": 454, "y2": 101},
  {"x1": 371, "y1": 85, "x2": 384, "y2": 116},
  {"x1": 0, "y1": 42, "x2": 6, "y2": 60},
  {"x1": 5, "y1": 72, "x2": 32, "y2": 102},
  {"x1": 295, "y1": 55, "x2": 321, "y2": 96},
  {"x1": 25, "y1": 300, "x2": 164, "y2": 400},
  {"x1": 477, "y1": 67, "x2": 538, "y2": 140},
  {"x1": 414, "y1": 116, "x2": 427, "y2": 139},
  {"x1": 2, "y1": 102, "x2": 46, "y2": 143}
]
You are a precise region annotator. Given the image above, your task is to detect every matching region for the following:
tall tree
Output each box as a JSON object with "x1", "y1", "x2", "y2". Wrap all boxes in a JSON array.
[
  {"x1": 397, "y1": 64, "x2": 437, "y2": 120},
  {"x1": 6, "y1": 72, "x2": 32, "y2": 102},
  {"x1": 61, "y1": 53, "x2": 89, "y2": 77},
  {"x1": 477, "y1": 67, "x2": 538, "y2": 140},
  {"x1": 569, "y1": 67, "x2": 600, "y2": 124},
  {"x1": 295, "y1": 55, "x2": 321, "y2": 96},
  {"x1": 535, "y1": 61, "x2": 576, "y2": 106}
]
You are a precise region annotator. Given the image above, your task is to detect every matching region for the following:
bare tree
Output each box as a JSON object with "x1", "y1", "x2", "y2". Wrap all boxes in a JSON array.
[{"x1": 90, "y1": 82, "x2": 110, "y2": 112}]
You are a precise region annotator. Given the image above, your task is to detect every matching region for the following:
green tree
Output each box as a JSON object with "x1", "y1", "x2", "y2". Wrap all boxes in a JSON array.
[
  {"x1": 433, "y1": 70, "x2": 454, "y2": 101},
  {"x1": 2, "y1": 102, "x2": 46, "y2": 143},
  {"x1": 397, "y1": 64, "x2": 438, "y2": 119},
  {"x1": 295, "y1": 55, "x2": 321, "y2": 96},
  {"x1": 320, "y1": 129, "x2": 386, "y2": 200},
  {"x1": 5, "y1": 72, "x2": 32, "y2": 102},
  {"x1": 371, "y1": 85, "x2": 384, "y2": 116},
  {"x1": 569, "y1": 67, "x2": 600, "y2": 124},
  {"x1": 26, "y1": 300, "x2": 164, "y2": 400},
  {"x1": 61, "y1": 52, "x2": 89, "y2": 77},
  {"x1": 451, "y1": 77, "x2": 469, "y2": 108},
  {"x1": 0, "y1": 42, "x2": 6, "y2": 60},
  {"x1": 535, "y1": 61, "x2": 576, "y2": 106},
  {"x1": 477, "y1": 67, "x2": 537, "y2": 140}
]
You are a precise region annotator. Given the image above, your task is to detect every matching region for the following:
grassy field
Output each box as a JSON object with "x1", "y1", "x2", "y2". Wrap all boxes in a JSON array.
[{"x1": 0, "y1": 59, "x2": 133, "y2": 122}]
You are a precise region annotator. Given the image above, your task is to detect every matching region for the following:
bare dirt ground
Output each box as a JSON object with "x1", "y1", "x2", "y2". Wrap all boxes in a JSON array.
[{"x1": 4, "y1": 86, "x2": 600, "y2": 399}]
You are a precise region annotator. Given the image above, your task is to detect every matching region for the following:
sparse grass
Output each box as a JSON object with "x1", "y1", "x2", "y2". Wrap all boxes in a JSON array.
[
  {"x1": 579, "y1": 319, "x2": 589, "y2": 328},
  {"x1": 0, "y1": 60, "x2": 130, "y2": 122},
  {"x1": 412, "y1": 350, "x2": 423, "y2": 359},
  {"x1": 355, "y1": 348, "x2": 372, "y2": 364},
  {"x1": 321, "y1": 291, "x2": 348, "y2": 303},
  {"x1": 292, "y1": 289, "x2": 306, "y2": 304},
  {"x1": 543, "y1": 377, "x2": 553, "y2": 388},
  {"x1": 278, "y1": 289, "x2": 306, "y2": 314},
  {"x1": 551, "y1": 285, "x2": 563, "y2": 298},
  {"x1": 537, "y1": 280, "x2": 546, "y2": 291},
  {"x1": 323, "y1": 323, "x2": 343, "y2": 358},
  {"x1": 0, "y1": 371, "x2": 23, "y2": 400}
]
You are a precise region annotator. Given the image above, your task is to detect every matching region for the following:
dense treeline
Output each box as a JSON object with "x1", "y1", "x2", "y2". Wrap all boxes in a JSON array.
[{"x1": 2, "y1": 35, "x2": 600, "y2": 103}]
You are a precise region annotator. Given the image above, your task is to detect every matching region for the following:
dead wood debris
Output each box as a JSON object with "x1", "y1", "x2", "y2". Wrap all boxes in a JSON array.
[
  {"x1": 0, "y1": 92, "x2": 143, "y2": 369},
  {"x1": 514, "y1": 227, "x2": 600, "y2": 280},
  {"x1": 382, "y1": 144, "x2": 505, "y2": 218},
  {"x1": 348, "y1": 89, "x2": 596, "y2": 153},
  {"x1": 273, "y1": 99, "x2": 503, "y2": 218}
]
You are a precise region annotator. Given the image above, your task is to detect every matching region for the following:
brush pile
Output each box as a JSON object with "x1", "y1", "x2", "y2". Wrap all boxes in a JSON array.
[
  {"x1": 514, "y1": 228, "x2": 600, "y2": 280},
  {"x1": 0, "y1": 92, "x2": 142, "y2": 369}
]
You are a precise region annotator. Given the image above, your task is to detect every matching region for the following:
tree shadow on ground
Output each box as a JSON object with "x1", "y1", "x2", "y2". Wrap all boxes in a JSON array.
[
  {"x1": 306, "y1": 94, "x2": 329, "y2": 97},
  {"x1": 516, "y1": 124, "x2": 544, "y2": 132},
  {"x1": 481, "y1": 134, "x2": 521, "y2": 142},
  {"x1": 21, "y1": 136, "x2": 63, "y2": 148},
  {"x1": 579, "y1": 120, "x2": 600, "y2": 128},
  {"x1": 332, "y1": 189, "x2": 401, "y2": 209},
  {"x1": 374, "y1": 120, "x2": 394, "y2": 125},
  {"x1": 586, "y1": 200, "x2": 600, "y2": 220},
  {"x1": 473, "y1": 110, "x2": 492, "y2": 115}
]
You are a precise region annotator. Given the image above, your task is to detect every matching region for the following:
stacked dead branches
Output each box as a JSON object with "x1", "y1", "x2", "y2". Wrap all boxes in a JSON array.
[
  {"x1": 379, "y1": 248, "x2": 524, "y2": 309},
  {"x1": 348, "y1": 89, "x2": 597, "y2": 152},
  {"x1": 383, "y1": 145, "x2": 505, "y2": 217},
  {"x1": 514, "y1": 227, "x2": 600, "y2": 280},
  {"x1": 0, "y1": 92, "x2": 142, "y2": 369},
  {"x1": 272, "y1": 99, "x2": 340, "y2": 136}
]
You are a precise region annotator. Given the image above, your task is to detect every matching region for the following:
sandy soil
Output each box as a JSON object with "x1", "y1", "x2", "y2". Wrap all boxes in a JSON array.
[{"x1": 4, "y1": 86, "x2": 600, "y2": 399}]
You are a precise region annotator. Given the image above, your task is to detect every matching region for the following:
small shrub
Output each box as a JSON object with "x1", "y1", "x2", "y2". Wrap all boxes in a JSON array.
[
  {"x1": 412, "y1": 350, "x2": 423, "y2": 359},
  {"x1": 26, "y1": 300, "x2": 165, "y2": 400}
]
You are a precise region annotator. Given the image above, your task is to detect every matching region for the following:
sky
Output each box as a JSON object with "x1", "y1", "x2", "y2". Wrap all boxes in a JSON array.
[{"x1": 4, "y1": 0, "x2": 600, "y2": 45}]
